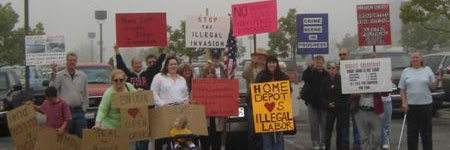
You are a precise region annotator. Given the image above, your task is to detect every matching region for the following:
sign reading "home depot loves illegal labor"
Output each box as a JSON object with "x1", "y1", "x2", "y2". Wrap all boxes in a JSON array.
[{"x1": 250, "y1": 81, "x2": 294, "y2": 133}]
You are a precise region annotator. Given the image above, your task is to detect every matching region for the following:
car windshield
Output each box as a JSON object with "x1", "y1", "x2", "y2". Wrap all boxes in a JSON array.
[
  {"x1": 0, "y1": 73, "x2": 8, "y2": 91},
  {"x1": 78, "y1": 67, "x2": 111, "y2": 84}
]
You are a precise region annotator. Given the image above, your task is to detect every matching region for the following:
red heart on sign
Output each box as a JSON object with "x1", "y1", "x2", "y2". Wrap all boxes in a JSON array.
[
  {"x1": 264, "y1": 102, "x2": 276, "y2": 112},
  {"x1": 128, "y1": 108, "x2": 139, "y2": 119}
]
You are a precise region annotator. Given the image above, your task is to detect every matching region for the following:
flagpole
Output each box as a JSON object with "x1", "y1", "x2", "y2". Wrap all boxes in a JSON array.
[{"x1": 253, "y1": 34, "x2": 257, "y2": 53}]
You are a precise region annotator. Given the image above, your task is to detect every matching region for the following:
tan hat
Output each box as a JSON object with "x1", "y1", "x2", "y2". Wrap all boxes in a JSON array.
[{"x1": 251, "y1": 48, "x2": 268, "y2": 57}]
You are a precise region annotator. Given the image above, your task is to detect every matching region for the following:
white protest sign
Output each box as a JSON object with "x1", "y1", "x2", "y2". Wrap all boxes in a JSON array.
[
  {"x1": 340, "y1": 58, "x2": 392, "y2": 94},
  {"x1": 25, "y1": 35, "x2": 65, "y2": 66},
  {"x1": 185, "y1": 16, "x2": 230, "y2": 48}
]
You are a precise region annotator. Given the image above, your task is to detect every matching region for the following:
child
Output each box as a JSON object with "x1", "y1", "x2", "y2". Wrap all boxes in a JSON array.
[
  {"x1": 169, "y1": 115, "x2": 196, "y2": 150},
  {"x1": 31, "y1": 86, "x2": 72, "y2": 135}
]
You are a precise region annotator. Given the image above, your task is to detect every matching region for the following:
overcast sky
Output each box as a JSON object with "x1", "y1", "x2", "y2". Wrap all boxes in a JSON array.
[{"x1": 2, "y1": 0, "x2": 400, "y2": 62}]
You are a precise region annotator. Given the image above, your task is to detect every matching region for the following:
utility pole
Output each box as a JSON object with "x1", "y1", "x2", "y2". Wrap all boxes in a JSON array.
[{"x1": 24, "y1": 0, "x2": 30, "y2": 90}]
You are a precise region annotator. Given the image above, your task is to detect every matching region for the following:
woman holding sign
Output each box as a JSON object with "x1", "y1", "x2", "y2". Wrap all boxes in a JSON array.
[
  {"x1": 399, "y1": 52, "x2": 440, "y2": 150},
  {"x1": 255, "y1": 55, "x2": 290, "y2": 150}
]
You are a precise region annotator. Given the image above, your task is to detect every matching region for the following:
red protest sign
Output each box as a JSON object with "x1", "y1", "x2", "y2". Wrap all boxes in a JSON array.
[
  {"x1": 357, "y1": 4, "x2": 391, "y2": 46},
  {"x1": 232, "y1": 0, "x2": 278, "y2": 36},
  {"x1": 116, "y1": 13, "x2": 167, "y2": 47},
  {"x1": 192, "y1": 79, "x2": 239, "y2": 116}
]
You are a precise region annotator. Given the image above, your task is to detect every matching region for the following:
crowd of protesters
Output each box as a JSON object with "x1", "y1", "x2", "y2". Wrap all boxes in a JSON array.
[{"x1": 33, "y1": 43, "x2": 438, "y2": 150}]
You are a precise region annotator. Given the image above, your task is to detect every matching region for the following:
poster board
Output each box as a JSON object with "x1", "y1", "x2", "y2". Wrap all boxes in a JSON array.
[
  {"x1": 231, "y1": 0, "x2": 278, "y2": 36},
  {"x1": 191, "y1": 79, "x2": 239, "y2": 116},
  {"x1": 296, "y1": 14, "x2": 329, "y2": 54},
  {"x1": 111, "y1": 90, "x2": 154, "y2": 108},
  {"x1": 250, "y1": 81, "x2": 294, "y2": 133},
  {"x1": 357, "y1": 4, "x2": 391, "y2": 46},
  {"x1": 340, "y1": 58, "x2": 392, "y2": 94},
  {"x1": 34, "y1": 127, "x2": 81, "y2": 150},
  {"x1": 81, "y1": 129, "x2": 129, "y2": 150},
  {"x1": 120, "y1": 106, "x2": 150, "y2": 141},
  {"x1": 116, "y1": 13, "x2": 167, "y2": 47},
  {"x1": 185, "y1": 16, "x2": 230, "y2": 48},
  {"x1": 148, "y1": 104, "x2": 208, "y2": 139},
  {"x1": 25, "y1": 35, "x2": 65, "y2": 66},
  {"x1": 6, "y1": 104, "x2": 40, "y2": 150}
]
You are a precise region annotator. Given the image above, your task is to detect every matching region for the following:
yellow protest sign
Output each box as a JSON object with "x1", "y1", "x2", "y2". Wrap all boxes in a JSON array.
[{"x1": 250, "y1": 80, "x2": 294, "y2": 133}]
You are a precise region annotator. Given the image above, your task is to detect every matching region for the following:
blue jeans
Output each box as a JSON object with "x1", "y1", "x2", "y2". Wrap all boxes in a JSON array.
[
  {"x1": 343, "y1": 114, "x2": 360, "y2": 148},
  {"x1": 68, "y1": 108, "x2": 87, "y2": 138},
  {"x1": 381, "y1": 101, "x2": 392, "y2": 146},
  {"x1": 262, "y1": 132, "x2": 284, "y2": 150}
]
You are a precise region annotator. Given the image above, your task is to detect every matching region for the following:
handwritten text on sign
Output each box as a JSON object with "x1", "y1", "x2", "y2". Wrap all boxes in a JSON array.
[
  {"x1": 186, "y1": 16, "x2": 230, "y2": 48},
  {"x1": 120, "y1": 106, "x2": 150, "y2": 141},
  {"x1": 357, "y1": 4, "x2": 391, "y2": 46},
  {"x1": 340, "y1": 58, "x2": 392, "y2": 94},
  {"x1": 82, "y1": 129, "x2": 129, "y2": 150},
  {"x1": 250, "y1": 81, "x2": 294, "y2": 133},
  {"x1": 192, "y1": 79, "x2": 239, "y2": 116},
  {"x1": 34, "y1": 127, "x2": 81, "y2": 150},
  {"x1": 116, "y1": 13, "x2": 167, "y2": 47},
  {"x1": 232, "y1": 0, "x2": 278, "y2": 36},
  {"x1": 112, "y1": 91, "x2": 154, "y2": 108},
  {"x1": 7, "y1": 104, "x2": 40, "y2": 150}
]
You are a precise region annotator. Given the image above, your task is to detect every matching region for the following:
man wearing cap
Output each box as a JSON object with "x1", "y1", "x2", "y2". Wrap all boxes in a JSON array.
[{"x1": 243, "y1": 48, "x2": 267, "y2": 150}]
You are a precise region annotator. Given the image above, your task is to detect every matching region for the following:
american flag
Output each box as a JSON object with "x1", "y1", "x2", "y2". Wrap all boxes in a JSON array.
[{"x1": 224, "y1": 21, "x2": 237, "y2": 79}]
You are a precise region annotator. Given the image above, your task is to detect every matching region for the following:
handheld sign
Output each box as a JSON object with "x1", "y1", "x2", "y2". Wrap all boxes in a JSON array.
[
  {"x1": 120, "y1": 106, "x2": 150, "y2": 141},
  {"x1": 231, "y1": 0, "x2": 278, "y2": 36},
  {"x1": 296, "y1": 14, "x2": 329, "y2": 54},
  {"x1": 81, "y1": 129, "x2": 129, "y2": 150},
  {"x1": 25, "y1": 35, "x2": 66, "y2": 66},
  {"x1": 185, "y1": 16, "x2": 230, "y2": 48},
  {"x1": 7, "y1": 104, "x2": 40, "y2": 150},
  {"x1": 191, "y1": 79, "x2": 239, "y2": 116},
  {"x1": 111, "y1": 90, "x2": 154, "y2": 108},
  {"x1": 250, "y1": 81, "x2": 294, "y2": 133},
  {"x1": 340, "y1": 58, "x2": 392, "y2": 94},
  {"x1": 34, "y1": 127, "x2": 81, "y2": 150},
  {"x1": 357, "y1": 4, "x2": 391, "y2": 46},
  {"x1": 116, "y1": 13, "x2": 167, "y2": 47}
]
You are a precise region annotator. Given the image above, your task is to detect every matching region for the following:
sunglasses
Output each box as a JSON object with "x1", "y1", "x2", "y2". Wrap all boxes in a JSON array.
[
  {"x1": 339, "y1": 53, "x2": 347, "y2": 56},
  {"x1": 113, "y1": 78, "x2": 124, "y2": 83}
]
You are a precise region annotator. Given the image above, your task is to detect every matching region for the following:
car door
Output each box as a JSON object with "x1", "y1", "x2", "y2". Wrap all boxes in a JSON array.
[
  {"x1": 423, "y1": 55, "x2": 444, "y2": 73},
  {"x1": 440, "y1": 55, "x2": 450, "y2": 101}
]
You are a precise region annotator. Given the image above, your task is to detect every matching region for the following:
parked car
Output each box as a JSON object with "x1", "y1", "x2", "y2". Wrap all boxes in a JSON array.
[
  {"x1": 351, "y1": 50, "x2": 445, "y2": 115},
  {"x1": 423, "y1": 52, "x2": 450, "y2": 103},
  {"x1": 0, "y1": 65, "x2": 47, "y2": 104}
]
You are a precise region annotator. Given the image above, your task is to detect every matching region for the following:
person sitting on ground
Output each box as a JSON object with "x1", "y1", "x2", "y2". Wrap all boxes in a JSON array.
[{"x1": 170, "y1": 115, "x2": 196, "y2": 150}]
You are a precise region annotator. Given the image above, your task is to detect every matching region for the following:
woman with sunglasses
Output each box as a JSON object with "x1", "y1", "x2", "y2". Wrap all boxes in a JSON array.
[
  {"x1": 321, "y1": 62, "x2": 349, "y2": 150},
  {"x1": 93, "y1": 69, "x2": 136, "y2": 129}
]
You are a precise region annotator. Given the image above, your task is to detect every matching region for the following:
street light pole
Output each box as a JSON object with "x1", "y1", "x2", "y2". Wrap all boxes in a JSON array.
[
  {"x1": 95, "y1": 10, "x2": 107, "y2": 63},
  {"x1": 99, "y1": 23, "x2": 103, "y2": 62},
  {"x1": 24, "y1": 0, "x2": 30, "y2": 90},
  {"x1": 88, "y1": 32, "x2": 96, "y2": 62}
]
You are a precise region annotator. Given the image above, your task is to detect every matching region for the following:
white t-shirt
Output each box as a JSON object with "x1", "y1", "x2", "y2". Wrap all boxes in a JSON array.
[
  {"x1": 360, "y1": 93, "x2": 374, "y2": 107},
  {"x1": 398, "y1": 66, "x2": 434, "y2": 105}
]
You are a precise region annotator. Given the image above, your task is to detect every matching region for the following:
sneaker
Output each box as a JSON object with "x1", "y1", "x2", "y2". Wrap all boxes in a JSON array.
[
  {"x1": 320, "y1": 145, "x2": 326, "y2": 150},
  {"x1": 382, "y1": 144, "x2": 389, "y2": 149},
  {"x1": 313, "y1": 146, "x2": 320, "y2": 150}
]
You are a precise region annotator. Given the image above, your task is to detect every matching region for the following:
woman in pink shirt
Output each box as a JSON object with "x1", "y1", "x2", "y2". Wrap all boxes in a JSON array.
[{"x1": 31, "y1": 86, "x2": 72, "y2": 135}]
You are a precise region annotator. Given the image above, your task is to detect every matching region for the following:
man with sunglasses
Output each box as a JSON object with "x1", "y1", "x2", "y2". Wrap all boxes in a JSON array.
[
  {"x1": 50, "y1": 52, "x2": 88, "y2": 138},
  {"x1": 114, "y1": 44, "x2": 166, "y2": 90}
]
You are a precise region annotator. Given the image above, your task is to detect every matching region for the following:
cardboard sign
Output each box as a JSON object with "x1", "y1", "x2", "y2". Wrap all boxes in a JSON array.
[
  {"x1": 296, "y1": 14, "x2": 329, "y2": 54},
  {"x1": 148, "y1": 104, "x2": 208, "y2": 139},
  {"x1": 34, "y1": 127, "x2": 81, "y2": 150},
  {"x1": 191, "y1": 79, "x2": 239, "y2": 116},
  {"x1": 25, "y1": 35, "x2": 66, "y2": 66},
  {"x1": 231, "y1": 0, "x2": 278, "y2": 36},
  {"x1": 120, "y1": 106, "x2": 150, "y2": 141},
  {"x1": 250, "y1": 80, "x2": 294, "y2": 133},
  {"x1": 340, "y1": 58, "x2": 392, "y2": 94},
  {"x1": 357, "y1": 4, "x2": 391, "y2": 46},
  {"x1": 116, "y1": 13, "x2": 167, "y2": 47},
  {"x1": 6, "y1": 104, "x2": 40, "y2": 150},
  {"x1": 111, "y1": 91, "x2": 154, "y2": 108},
  {"x1": 81, "y1": 129, "x2": 129, "y2": 150},
  {"x1": 185, "y1": 16, "x2": 230, "y2": 48}
]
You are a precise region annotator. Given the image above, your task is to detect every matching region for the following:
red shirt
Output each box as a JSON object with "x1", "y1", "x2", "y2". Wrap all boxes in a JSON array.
[{"x1": 39, "y1": 98, "x2": 72, "y2": 129}]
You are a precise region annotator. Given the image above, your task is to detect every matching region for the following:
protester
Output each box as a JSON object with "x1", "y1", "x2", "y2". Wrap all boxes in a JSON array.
[
  {"x1": 399, "y1": 52, "x2": 439, "y2": 150},
  {"x1": 255, "y1": 55, "x2": 289, "y2": 150},
  {"x1": 151, "y1": 56, "x2": 190, "y2": 150},
  {"x1": 50, "y1": 52, "x2": 88, "y2": 138},
  {"x1": 302, "y1": 55, "x2": 328, "y2": 150},
  {"x1": 30, "y1": 86, "x2": 72, "y2": 135},
  {"x1": 338, "y1": 48, "x2": 361, "y2": 150},
  {"x1": 321, "y1": 62, "x2": 349, "y2": 150},
  {"x1": 178, "y1": 63, "x2": 193, "y2": 93},
  {"x1": 210, "y1": 49, "x2": 225, "y2": 78},
  {"x1": 243, "y1": 48, "x2": 267, "y2": 150},
  {"x1": 114, "y1": 44, "x2": 166, "y2": 90}
]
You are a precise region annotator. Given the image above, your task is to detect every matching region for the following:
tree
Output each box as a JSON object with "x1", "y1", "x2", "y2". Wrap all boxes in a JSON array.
[
  {"x1": 268, "y1": 8, "x2": 297, "y2": 58},
  {"x1": 400, "y1": 17, "x2": 450, "y2": 54},
  {"x1": 0, "y1": 3, "x2": 45, "y2": 66},
  {"x1": 336, "y1": 33, "x2": 369, "y2": 52},
  {"x1": 400, "y1": 0, "x2": 450, "y2": 33}
]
